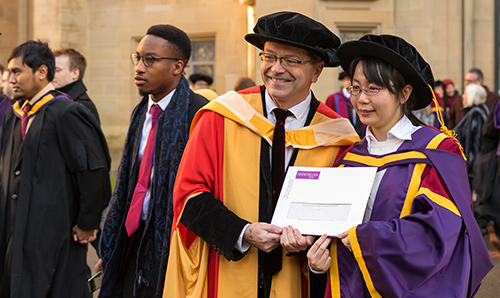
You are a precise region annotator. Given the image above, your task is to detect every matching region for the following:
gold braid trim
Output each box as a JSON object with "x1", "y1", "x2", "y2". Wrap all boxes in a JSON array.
[{"x1": 428, "y1": 84, "x2": 466, "y2": 160}]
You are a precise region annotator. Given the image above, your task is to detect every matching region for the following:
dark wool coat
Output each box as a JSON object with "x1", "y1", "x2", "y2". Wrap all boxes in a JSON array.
[
  {"x1": 476, "y1": 99, "x2": 500, "y2": 234},
  {"x1": 99, "y1": 77, "x2": 208, "y2": 298},
  {"x1": 454, "y1": 104, "x2": 489, "y2": 186}
]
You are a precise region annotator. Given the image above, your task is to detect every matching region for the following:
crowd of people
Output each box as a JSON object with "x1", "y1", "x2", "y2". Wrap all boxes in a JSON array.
[{"x1": 0, "y1": 10, "x2": 498, "y2": 298}]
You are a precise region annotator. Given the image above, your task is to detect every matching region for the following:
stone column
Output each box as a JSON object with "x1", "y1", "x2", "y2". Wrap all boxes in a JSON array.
[{"x1": 463, "y1": 0, "x2": 474, "y2": 88}]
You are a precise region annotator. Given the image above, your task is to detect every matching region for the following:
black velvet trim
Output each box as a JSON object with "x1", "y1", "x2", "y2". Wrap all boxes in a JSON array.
[
  {"x1": 309, "y1": 270, "x2": 328, "y2": 298},
  {"x1": 180, "y1": 192, "x2": 250, "y2": 261}
]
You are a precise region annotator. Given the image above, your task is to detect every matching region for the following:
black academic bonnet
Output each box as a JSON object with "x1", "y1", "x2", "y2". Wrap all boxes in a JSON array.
[
  {"x1": 245, "y1": 11, "x2": 341, "y2": 67},
  {"x1": 338, "y1": 34, "x2": 435, "y2": 110}
]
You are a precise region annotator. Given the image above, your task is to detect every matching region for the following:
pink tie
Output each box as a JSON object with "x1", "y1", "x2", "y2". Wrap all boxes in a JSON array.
[
  {"x1": 125, "y1": 104, "x2": 163, "y2": 236},
  {"x1": 21, "y1": 103, "x2": 32, "y2": 140}
]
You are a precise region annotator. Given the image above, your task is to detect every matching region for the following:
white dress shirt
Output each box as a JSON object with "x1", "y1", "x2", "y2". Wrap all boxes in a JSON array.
[
  {"x1": 265, "y1": 89, "x2": 311, "y2": 168},
  {"x1": 235, "y1": 90, "x2": 312, "y2": 253},
  {"x1": 362, "y1": 115, "x2": 421, "y2": 222},
  {"x1": 139, "y1": 90, "x2": 175, "y2": 220},
  {"x1": 342, "y1": 87, "x2": 350, "y2": 100}
]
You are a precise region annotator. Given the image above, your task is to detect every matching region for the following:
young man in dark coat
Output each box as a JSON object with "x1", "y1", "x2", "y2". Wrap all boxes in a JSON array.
[
  {"x1": 53, "y1": 48, "x2": 100, "y2": 123},
  {"x1": 0, "y1": 40, "x2": 111, "y2": 298},
  {"x1": 98, "y1": 24, "x2": 208, "y2": 298}
]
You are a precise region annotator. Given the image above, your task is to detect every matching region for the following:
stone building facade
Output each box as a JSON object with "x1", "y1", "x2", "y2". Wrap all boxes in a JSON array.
[{"x1": 0, "y1": 0, "x2": 498, "y2": 171}]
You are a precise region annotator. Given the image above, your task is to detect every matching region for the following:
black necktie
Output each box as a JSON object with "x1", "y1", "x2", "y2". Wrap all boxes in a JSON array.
[{"x1": 265, "y1": 108, "x2": 291, "y2": 277}]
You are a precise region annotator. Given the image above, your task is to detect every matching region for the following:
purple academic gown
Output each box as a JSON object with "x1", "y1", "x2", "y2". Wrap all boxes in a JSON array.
[
  {"x1": 328, "y1": 126, "x2": 492, "y2": 298},
  {"x1": 0, "y1": 95, "x2": 11, "y2": 124},
  {"x1": 495, "y1": 100, "x2": 500, "y2": 156}
]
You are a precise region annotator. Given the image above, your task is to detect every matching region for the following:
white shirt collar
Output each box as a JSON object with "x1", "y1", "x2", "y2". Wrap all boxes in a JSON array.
[
  {"x1": 28, "y1": 82, "x2": 55, "y2": 106},
  {"x1": 365, "y1": 115, "x2": 420, "y2": 151},
  {"x1": 264, "y1": 89, "x2": 311, "y2": 122},
  {"x1": 342, "y1": 88, "x2": 350, "y2": 99},
  {"x1": 148, "y1": 89, "x2": 176, "y2": 111}
]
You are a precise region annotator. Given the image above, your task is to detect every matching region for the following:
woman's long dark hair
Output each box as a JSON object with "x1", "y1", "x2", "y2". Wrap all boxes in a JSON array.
[{"x1": 347, "y1": 57, "x2": 425, "y2": 126}]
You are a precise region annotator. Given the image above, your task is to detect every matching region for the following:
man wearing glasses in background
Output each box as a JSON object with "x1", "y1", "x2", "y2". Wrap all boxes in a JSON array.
[
  {"x1": 164, "y1": 12, "x2": 358, "y2": 298},
  {"x1": 448, "y1": 67, "x2": 500, "y2": 128},
  {"x1": 98, "y1": 24, "x2": 207, "y2": 298}
]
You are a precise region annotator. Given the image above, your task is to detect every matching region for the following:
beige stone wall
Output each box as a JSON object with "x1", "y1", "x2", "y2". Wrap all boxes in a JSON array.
[
  {"x1": 471, "y1": 0, "x2": 497, "y2": 91},
  {"x1": 0, "y1": 0, "x2": 21, "y2": 65},
  {"x1": 395, "y1": 0, "x2": 464, "y2": 91},
  {"x1": 392, "y1": 0, "x2": 496, "y2": 92},
  {"x1": 315, "y1": 0, "x2": 395, "y2": 102}
]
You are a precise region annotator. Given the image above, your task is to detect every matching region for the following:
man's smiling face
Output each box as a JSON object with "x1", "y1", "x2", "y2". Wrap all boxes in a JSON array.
[{"x1": 260, "y1": 41, "x2": 323, "y2": 109}]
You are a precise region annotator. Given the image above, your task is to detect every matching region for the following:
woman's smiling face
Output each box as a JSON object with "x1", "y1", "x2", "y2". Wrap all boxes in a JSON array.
[{"x1": 350, "y1": 62, "x2": 409, "y2": 141}]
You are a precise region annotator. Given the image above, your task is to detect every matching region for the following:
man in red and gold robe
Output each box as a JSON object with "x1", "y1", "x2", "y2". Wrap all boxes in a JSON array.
[{"x1": 164, "y1": 12, "x2": 359, "y2": 298}]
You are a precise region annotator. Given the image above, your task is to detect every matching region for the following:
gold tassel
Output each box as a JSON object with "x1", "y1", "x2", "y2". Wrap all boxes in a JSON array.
[{"x1": 428, "y1": 84, "x2": 466, "y2": 160}]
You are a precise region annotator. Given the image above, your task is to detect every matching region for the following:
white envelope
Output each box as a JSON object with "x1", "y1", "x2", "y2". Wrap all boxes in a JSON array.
[{"x1": 271, "y1": 166, "x2": 377, "y2": 236}]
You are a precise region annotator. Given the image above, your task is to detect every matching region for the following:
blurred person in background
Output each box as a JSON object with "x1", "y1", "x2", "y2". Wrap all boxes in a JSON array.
[
  {"x1": 189, "y1": 72, "x2": 213, "y2": 90},
  {"x1": 234, "y1": 76, "x2": 256, "y2": 91},
  {"x1": 448, "y1": 68, "x2": 500, "y2": 129},
  {"x1": 442, "y1": 79, "x2": 458, "y2": 125},
  {"x1": 53, "y1": 48, "x2": 100, "y2": 122},
  {"x1": 1, "y1": 69, "x2": 14, "y2": 103},
  {"x1": 454, "y1": 84, "x2": 489, "y2": 190},
  {"x1": 0, "y1": 64, "x2": 11, "y2": 123},
  {"x1": 325, "y1": 71, "x2": 364, "y2": 137},
  {"x1": 412, "y1": 81, "x2": 444, "y2": 129},
  {"x1": 434, "y1": 80, "x2": 444, "y2": 99}
]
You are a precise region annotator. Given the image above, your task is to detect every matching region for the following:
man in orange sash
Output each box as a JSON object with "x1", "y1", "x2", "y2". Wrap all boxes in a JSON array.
[{"x1": 164, "y1": 12, "x2": 359, "y2": 298}]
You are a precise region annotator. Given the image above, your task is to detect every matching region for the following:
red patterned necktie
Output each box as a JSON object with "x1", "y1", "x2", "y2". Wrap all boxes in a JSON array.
[
  {"x1": 125, "y1": 104, "x2": 163, "y2": 236},
  {"x1": 21, "y1": 103, "x2": 32, "y2": 140},
  {"x1": 265, "y1": 108, "x2": 291, "y2": 276}
]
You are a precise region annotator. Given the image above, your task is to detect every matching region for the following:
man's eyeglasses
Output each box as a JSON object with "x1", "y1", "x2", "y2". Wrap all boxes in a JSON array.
[
  {"x1": 130, "y1": 52, "x2": 180, "y2": 67},
  {"x1": 347, "y1": 85, "x2": 386, "y2": 96},
  {"x1": 464, "y1": 79, "x2": 480, "y2": 85},
  {"x1": 259, "y1": 52, "x2": 313, "y2": 68}
]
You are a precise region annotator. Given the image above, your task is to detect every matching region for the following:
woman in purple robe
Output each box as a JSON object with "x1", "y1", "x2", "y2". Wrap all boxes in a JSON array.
[{"x1": 281, "y1": 34, "x2": 493, "y2": 298}]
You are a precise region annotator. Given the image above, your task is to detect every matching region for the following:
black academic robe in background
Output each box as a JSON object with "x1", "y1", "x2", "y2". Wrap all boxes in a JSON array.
[
  {"x1": 57, "y1": 79, "x2": 104, "y2": 254},
  {"x1": 476, "y1": 99, "x2": 500, "y2": 234},
  {"x1": 0, "y1": 91, "x2": 111, "y2": 298}
]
